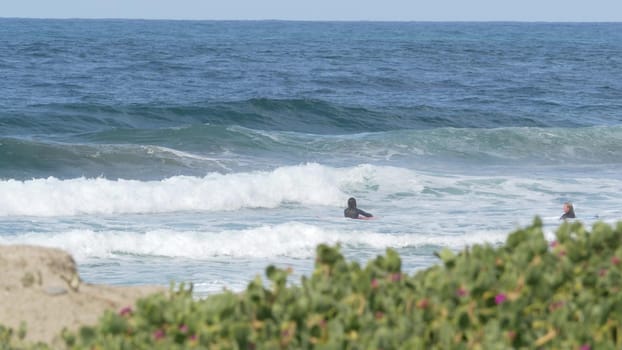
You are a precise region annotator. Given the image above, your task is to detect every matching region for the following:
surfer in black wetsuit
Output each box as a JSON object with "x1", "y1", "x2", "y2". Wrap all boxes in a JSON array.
[
  {"x1": 560, "y1": 202, "x2": 576, "y2": 220},
  {"x1": 344, "y1": 197, "x2": 373, "y2": 219}
]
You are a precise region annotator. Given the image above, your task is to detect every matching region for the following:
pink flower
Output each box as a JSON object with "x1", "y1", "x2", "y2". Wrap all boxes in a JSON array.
[
  {"x1": 189, "y1": 334, "x2": 197, "y2": 341},
  {"x1": 549, "y1": 301, "x2": 564, "y2": 312},
  {"x1": 391, "y1": 273, "x2": 401, "y2": 282},
  {"x1": 456, "y1": 287, "x2": 468, "y2": 297},
  {"x1": 119, "y1": 306, "x2": 133, "y2": 316},
  {"x1": 495, "y1": 293, "x2": 507, "y2": 305},
  {"x1": 179, "y1": 324, "x2": 188, "y2": 333},
  {"x1": 153, "y1": 328, "x2": 165, "y2": 340},
  {"x1": 612, "y1": 256, "x2": 621, "y2": 265},
  {"x1": 580, "y1": 344, "x2": 591, "y2": 350},
  {"x1": 371, "y1": 278, "x2": 379, "y2": 289},
  {"x1": 550, "y1": 240, "x2": 558, "y2": 247}
]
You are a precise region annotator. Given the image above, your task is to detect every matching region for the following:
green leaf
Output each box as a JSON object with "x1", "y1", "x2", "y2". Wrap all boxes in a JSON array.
[{"x1": 434, "y1": 248, "x2": 456, "y2": 268}]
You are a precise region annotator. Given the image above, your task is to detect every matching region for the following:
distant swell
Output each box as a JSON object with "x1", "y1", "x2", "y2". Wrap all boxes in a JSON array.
[
  {"x1": 1, "y1": 98, "x2": 600, "y2": 139},
  {"x1": 2, "y1": 125, "x2": 622, "y2": 180},
  {"x1": 2, "y1": 99, "x2": 406, "y2": 136}
]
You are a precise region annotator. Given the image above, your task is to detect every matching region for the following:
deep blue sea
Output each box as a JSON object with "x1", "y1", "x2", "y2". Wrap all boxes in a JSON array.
[{"x1": 1, "y1": 19, "x2": 621, "y2": 296}]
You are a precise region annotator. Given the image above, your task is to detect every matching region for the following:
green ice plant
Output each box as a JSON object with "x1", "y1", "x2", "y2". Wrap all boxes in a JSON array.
[
  {"x1": 0, "y1": 322, "x2": 49, "y2": 350},
  {"x1": 4, "y1": 218, "x2": 622, "y2": 349}
]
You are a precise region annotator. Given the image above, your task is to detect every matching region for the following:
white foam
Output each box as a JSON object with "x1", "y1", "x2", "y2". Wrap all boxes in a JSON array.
[
  {"x1": 0, "y1": 222, "x2": 509, "y2": 261},
  {"x1": 2, "y1": 162, "x2": 621, "y2": 221},
  {"x1": 0, "y1": 163, "x2": 428, "y2": 217},
  {"x1": 0, "y1": 164, "x2": 329, "y2": 216}
]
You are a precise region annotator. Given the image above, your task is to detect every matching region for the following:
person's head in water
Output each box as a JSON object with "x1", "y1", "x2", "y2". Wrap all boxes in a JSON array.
[
  {"x1": 344, "y1": 197, "x2": 372, "y2": 219},
  {"x1": 561, "y1": 202, "x2": 576, "y2": 219},
  {"x1": 347, "y1": 197, "x2": 357, "y2": 209}
]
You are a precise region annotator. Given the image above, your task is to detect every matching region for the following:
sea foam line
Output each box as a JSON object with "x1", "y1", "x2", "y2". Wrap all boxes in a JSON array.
[
  {"x1": 2, "y1": 162, "x2": 621, "y2": 218},
  {"x1": 0, "y1": 163, "x2": 425, "y2": 217},
  {"x1": 0, "y1": 222, "x2": 509, "y2": 261},
  {"x1": 0, "y1": 163, "x2": 350, "y2": 217}
]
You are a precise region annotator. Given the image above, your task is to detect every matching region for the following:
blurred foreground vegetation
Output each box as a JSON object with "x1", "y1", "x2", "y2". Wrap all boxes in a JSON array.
[{"x1": 3, "y1": 218, "x2": 622, "y2": 349}]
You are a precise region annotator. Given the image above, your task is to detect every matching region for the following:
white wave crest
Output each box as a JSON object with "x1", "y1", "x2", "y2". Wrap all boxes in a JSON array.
[{"x1": 0, "y1": 163, "x2": 420, "y2": 217}]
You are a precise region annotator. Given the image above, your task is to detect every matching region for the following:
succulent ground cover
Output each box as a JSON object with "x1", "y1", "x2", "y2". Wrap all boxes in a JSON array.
[{"x1": 3, "y1": 218, "x2": 622, "y2": 349}]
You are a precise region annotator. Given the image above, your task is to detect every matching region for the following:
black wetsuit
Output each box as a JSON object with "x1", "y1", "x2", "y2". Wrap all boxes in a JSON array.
[
  {"x1": 344, "y1": 207, "x2": 373, "y2": 219},
  {"x1": 560, "y1": 211, "x2": 576, "y2": 220}
]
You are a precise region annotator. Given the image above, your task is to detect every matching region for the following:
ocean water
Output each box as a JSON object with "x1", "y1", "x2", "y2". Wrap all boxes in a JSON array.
[{"x1": 1, "y1": 19, "x2": 622, "y2": 296}]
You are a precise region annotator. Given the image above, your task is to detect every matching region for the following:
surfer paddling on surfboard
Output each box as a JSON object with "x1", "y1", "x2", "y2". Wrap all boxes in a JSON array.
[{"x1": 344, "y1": 197, "x2": 373, "y2": 219}]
